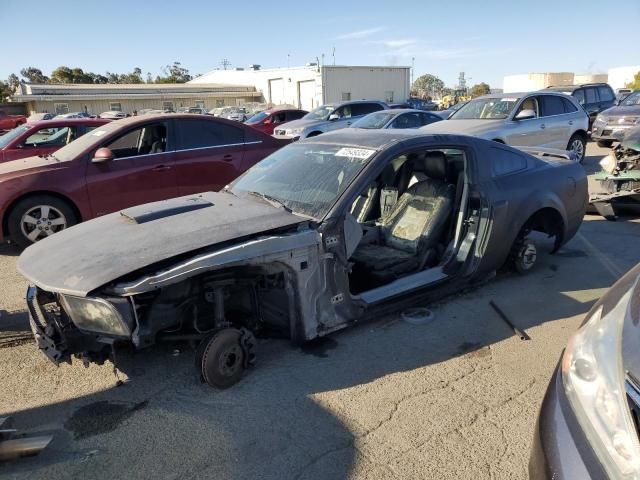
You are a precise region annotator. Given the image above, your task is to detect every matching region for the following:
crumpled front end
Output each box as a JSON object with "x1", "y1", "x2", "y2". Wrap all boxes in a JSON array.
[{"x1": 26, "y1": 286, "x2": 133, "y2": 366}]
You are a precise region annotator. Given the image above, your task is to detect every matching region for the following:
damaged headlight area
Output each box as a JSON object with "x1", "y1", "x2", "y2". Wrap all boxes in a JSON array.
[
  {"x1": 600, "y1": 153, "x2": 618, "y2": 174},
  {"x1": 59, "y1": 295, "x2": 134, "y2": 338},
  {"x1": 562, "y1": 287, "x2": 640, "y2": 478}
]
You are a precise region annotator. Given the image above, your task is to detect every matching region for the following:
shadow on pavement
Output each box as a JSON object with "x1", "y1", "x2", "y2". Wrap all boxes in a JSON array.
[{"x1": 2, "y1": 216, "x2": 640, "y2": 479}]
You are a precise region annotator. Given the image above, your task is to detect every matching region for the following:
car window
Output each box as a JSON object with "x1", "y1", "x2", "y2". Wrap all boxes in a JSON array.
[
  {"x1": 351, "y1": 103, "x2": 384, "y2": 116},
  {"x1": 420, "y1": 113, "x2": 440, "y2": 125},
  {"x1": 391, "y1": 113, "x2": 422, "y2": 128},
  {"x1": 176, "y1": 119, "x2": 244, "y2": 149},
  {"x1": 573, "y1": 89, "x2": 585, "y2": 105},
  {"x1": 287, "y1": 110, "x2": 305, "y2": 121},
  {"x1": 585, "y1": 88, "x2": 598, "y2": 104},
  {"x1": 0, "y1": 124, "x2": 29, "y2": 148},
  {"x1": 333, "y1": 105, "x2": 352, "y2": 119},
  {"x1": 272, "y1": 112, "x2": 286, "y2": 123},
  {"x1": 514, "y1": 97, "x2": 539, "y2": 118},
  {"x1": 597, "y1": 86, "x2": 614, "y2": 102},
  {"x1": 23, "y1": 127, "x2": 74, "y2": 147},
  {"x1": 561, "y1": 97, "x2": 578, "y2": 113},
  {"x1": 490, "y1": 147, "x2": 527, "y2": 177},
  {"x1": 540, "y1": 95, "x2": 566, "y2": 116},
  {"x1": 106, "y1": 122, "x2": 167, "y2": 159}
]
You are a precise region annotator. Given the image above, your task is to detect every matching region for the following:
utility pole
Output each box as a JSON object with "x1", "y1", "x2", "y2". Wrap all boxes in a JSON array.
[
  {"x1": 332, "y1": 47, "x2": 336, "y2": 66},
  {"x1": 220, "y1": 59, "x2": 231, "y2": 70},
  {"x1": 287, "y1": 53, "x2": 290, "y2": 68}
]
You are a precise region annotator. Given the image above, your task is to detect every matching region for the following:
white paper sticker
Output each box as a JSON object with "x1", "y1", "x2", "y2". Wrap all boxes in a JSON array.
[
  {"x1": 335, "y1": 147, "x2": 375, "y2": 160},
  {"x1": 92, "y1": 130, "x2": 107, "y2": 137},
  {"x1": 501, "y1": 98, "x2": 518, "y2": 102}
]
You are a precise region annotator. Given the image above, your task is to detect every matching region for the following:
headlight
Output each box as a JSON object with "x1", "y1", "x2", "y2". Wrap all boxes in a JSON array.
[
  {"x1": 60, "y1": 295, "x2": 132, "y2": 337},
  {"x1": 595, "y1": 115, "x2": 608, "y2": 125},
  {"x1": 562, "y1": 287, "x2": 640, "y2": 478},
  {"x1": 600, "y1": 153, "x2": 618, "y2": 174}
]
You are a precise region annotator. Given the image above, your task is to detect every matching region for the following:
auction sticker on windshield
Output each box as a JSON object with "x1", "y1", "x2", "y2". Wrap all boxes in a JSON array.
[{"x1": 335, "y1": 147, "x2": 376, "y2": 160}]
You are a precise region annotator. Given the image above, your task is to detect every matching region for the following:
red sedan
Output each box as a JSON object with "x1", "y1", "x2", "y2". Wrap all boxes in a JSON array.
[
  {"x1": 0, "y1": 118, "x2": 110, "y2": 163},
  {"x1": 245, "y1": 107, "x2": 307, "y2": 135},
  {"x1": 0, "y1": 114, "x2": 287, "y2": 248}
]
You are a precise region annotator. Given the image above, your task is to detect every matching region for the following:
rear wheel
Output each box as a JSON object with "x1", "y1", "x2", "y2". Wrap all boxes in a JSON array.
[
  {"x1": 7, "y1": 195, "x2": 77, "y2": 249},
  {"x1": 567, "y1": 133, "x2": 586, "y2": 163},
  {"x1": 597, "y1": 140, "x2": 613, "y2": 148}
]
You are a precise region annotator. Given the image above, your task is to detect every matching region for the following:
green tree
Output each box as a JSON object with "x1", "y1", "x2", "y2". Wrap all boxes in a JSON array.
[
  {"x1": 626, "y1": 71, "x2": 640, "y2": 91},
  {"x1": 155, "y1": 62, "x2": 192, "y2": 83},
  {"x1": 470, "y1": 82, "x2": 491, "y2": 98},
  {"x1": 0, "y1": 80, "x2": 12, "y2": 102},
  {"x1": 20, "y1": 67, "x2": 49, "y2": 84},
  {"x1": 412, "y1": 74, "x2": 445, "y2": 99}
]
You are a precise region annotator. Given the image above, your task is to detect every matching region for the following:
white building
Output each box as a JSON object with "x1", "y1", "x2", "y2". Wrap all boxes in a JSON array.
[
  {"x1": 607, "y1": 66, "x2": 640, "y2": 90},
  {"x1": 190, "y1": 64, "x2": 411, "y2": 111},
  {"x1": 503, "y1": 72, "x2": 574, "y2": 93}
]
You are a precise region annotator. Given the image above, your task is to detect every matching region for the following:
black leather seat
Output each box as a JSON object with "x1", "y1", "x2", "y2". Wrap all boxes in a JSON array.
[{"x1": 351, "y1": 152, "x2": 454, "y2": 281}]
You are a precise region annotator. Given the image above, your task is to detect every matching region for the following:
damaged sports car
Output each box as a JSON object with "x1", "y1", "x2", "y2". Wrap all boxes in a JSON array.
[{"x1": 19, "y1": 130, "x2": 587, "y2": 388}]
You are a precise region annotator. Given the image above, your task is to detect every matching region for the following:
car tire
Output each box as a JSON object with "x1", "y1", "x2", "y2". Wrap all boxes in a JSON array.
[
  {"x1": 200, "y1": 328, "x2": 246, "y2": 389},
  {"x1": 597, "y1": 140, "x2": 613, "y2": 148},
  {"x1": 567, "y1": 133, "x2": 586, "y2": 163},
  {"x1": 7, "y1": 195, "x2": 78, "y2": 249}
]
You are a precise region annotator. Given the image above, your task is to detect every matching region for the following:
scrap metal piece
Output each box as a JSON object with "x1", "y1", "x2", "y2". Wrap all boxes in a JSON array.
[
  {"x1": 489, "y1": 300, "x2": 531, "y2": 341},
  {"x1": 0, "y1": 417, "x2": 52, "y2": 461}
]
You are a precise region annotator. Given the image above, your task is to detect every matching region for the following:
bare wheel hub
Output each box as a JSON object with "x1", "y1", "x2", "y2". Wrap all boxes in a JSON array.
[{"x1": 20, "y1": 205, "x2": 67, "y2": 243}]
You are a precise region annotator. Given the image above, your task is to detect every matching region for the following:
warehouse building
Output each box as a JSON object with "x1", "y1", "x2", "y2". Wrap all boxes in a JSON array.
[
  {"x1": 503, "y1": 72, "x2": 575, "y2": 93},
  {"x1": 11, "y1": 83, "x2": 262, "y2": 116},
  {"x1": 190, "y1": 64, "x2": 411, "y2": 111}
]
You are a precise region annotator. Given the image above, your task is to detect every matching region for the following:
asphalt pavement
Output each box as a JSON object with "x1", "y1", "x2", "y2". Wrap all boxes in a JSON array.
[{"x1": 1, "y1": 142, "x2": 639, "y2": 480}]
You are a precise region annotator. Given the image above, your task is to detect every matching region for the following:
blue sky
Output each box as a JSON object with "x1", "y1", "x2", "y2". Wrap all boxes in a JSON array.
[{"x1": 1, "y1": 0, "x2": 638, "y2": 88}]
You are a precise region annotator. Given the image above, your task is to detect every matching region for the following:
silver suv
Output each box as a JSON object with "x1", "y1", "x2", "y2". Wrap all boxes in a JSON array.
[
  {"x1": 421, "y1": 92, "x2": 589, "y2": 161},
  {"x1": 273, "y1": 100, "x2": 388, "y2": 140}
]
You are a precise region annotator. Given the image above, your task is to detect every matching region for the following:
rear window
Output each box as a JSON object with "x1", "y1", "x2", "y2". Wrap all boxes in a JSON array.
[
  {"x1": 490, "y1": 147, "x2": 527, "y2": 177},
  {"x1": 585, "y1": 88, "x2": 598, "y2": 104},
  {"x1": 541, "y1": 95, "x2": 565, "y2": 116}
]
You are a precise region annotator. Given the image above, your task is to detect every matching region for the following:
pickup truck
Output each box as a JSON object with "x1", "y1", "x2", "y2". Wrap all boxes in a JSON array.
[{"x1": 0, "y1": 111, "x2": 27, "y2": 132}]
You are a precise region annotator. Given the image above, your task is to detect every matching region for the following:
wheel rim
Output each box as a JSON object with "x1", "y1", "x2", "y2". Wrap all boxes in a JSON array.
[
  {"x1": 519, "y1": 244, "x2": 537, "y2": 270},
  {"x1": 570, "y1": 139, "x2": 584, "y2": 160},
  {"x1": 20, "y1": 205, "x2": 67, "y2": 243},
  {"x1": 218, "y1": 344, "x2": 243, "y2": 377}
]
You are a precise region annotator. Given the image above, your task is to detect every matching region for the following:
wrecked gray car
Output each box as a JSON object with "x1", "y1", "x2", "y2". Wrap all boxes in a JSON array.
[{"x1": 18, "y1": 130, "x2": 587, "y2": 388}]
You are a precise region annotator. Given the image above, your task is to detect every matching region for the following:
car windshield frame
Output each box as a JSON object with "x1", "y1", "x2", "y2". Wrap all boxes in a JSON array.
[
  {"x1": 621, "y1": 91, "x2": 640, "y2": 107},
  {"x1": 351, "y1": 111, "x2": 396, "y2": 129},
  {"x1": 303, "y1": 105, "x2": 335, "y2": 121},
  {"x1": 229, "y1": 142, "x2": 377, "y2": 220},
  {"x1": 0, "y1": 124, "x2": 29, "y2": 149},
  {"x1": 450, "y1": 96, "x2": 521, "y2": 120}
]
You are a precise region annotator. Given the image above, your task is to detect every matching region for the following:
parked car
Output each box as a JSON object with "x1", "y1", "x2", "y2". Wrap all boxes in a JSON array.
[
  {"x1": 273, "y1": 100, "x2": 388, "y2": 140},
  {"x1": 0, "y1": 111, "x2": 27, "y2": 132},
  {"x1": 616, "y1": 88, "x2": 633, "y2": 103},
  {"x1": 350, "y1": 109, "x2": 442, "y2": 129},
  {"x1": 99, "y1": 111, "x2": 129, "y2": 119},
  {"x1": 0, "y1": 118, "x2": 109, "y2": 163},
  {"x1": 0, "y1": 114, "x2": 287, "y2": 248},
  {"x1": 589, "y1": 125, "x2": 640, "y2": 218},
  {"x1": 421, "y1": 92, "x2": 589, "y2": 161},
  {"x1": 435, "y1": 101, "x2": 469, "y2": 119},
  {"x1": 546, "y1": 83, "x2": 617, "y2": 130},
  {"x1": 27, "y1": 113, "x2": 56, "y2": 122},
  {"x1": 187, "y1": 107, "x2": 209, "y2": 115},
  {"x1": 530, "y1": 261, "x2": 640, "y2": 480},
  {"x1": 591, "y1": 90, "x2": 640, "y2": 147},
  {"x1": 245, "y1": 107, "x2": 308, "y2": 135},
  {"x1": 19, "y1": 129, "x2": 586, "y2": 388},
  {"x1": 55, "y1": 112, "x2": 95, "y2": 119}
]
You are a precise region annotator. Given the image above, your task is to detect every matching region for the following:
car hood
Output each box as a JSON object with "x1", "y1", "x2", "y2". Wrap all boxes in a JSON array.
[
  {"x1": 420, "y1": 119, "x2": 503, "y2": 136},
  {"x1": 277, "y1": 118, "x2": 326, "y2": 131},
  {"x1": 18, "y1": 191, "x2": 308, "y2": 297},
  {"x1": 0, "y1": 155, "x2": 73, "y2": 179},
  {"x1": 602, "y1": 105, "x2": 640, "y2": 117}
]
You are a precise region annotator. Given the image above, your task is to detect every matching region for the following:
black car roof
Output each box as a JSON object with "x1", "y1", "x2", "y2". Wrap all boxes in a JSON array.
[{"x1": 301, "y1": 128, "x2": 471, "y2": 150}]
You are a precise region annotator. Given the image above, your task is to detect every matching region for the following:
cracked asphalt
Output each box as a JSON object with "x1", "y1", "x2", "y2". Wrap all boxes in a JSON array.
[{"x1": 1, "y1": 143, "x2": 640, "y2": 479}]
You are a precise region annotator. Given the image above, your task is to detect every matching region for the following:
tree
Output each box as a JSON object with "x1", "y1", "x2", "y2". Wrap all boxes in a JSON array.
[
  {"x1": 20, "y1": 67, "x2": 49, "y2": 84},
  {"x1": 470, "y1": 82, "x2": 491, "y2": 98},
  {"x1": 412, "y1": 74, "x2": 445, "y2": 99},
  {"x1": 626, "y1": 71, "x2": 640, "y2": 91},
  {"x1": 0, "y1": 80, "x2": 12, "y2": 102},
  {"x1": 155, "y1": 62, "x2": 192, "y2": 83},
  {"x1": 7, "y1": 73, "x2": 20, "y2": 90}
]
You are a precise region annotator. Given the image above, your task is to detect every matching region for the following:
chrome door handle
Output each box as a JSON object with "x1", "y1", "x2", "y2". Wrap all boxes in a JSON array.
[
  {"x1": 540, "y1": 124, "x2": 545, "y2": 129},
  {"x1": 568, "y1": 120, "x2": 573, "y2": 125},
  {"x1": 223, "y1": 154, "x2": 234, "y2": 161}
]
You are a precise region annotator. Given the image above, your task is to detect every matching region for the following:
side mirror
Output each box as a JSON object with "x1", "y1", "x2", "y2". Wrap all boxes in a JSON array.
[
  {"x1": 328, "y1": 113, "x2": 340, "y2": 121},
  {"x1": 92, "y1": 147, "x2": 114, "y2": 163},
  {"x1": 514, "y1": 109, "x2": 536, "y2": 121}
]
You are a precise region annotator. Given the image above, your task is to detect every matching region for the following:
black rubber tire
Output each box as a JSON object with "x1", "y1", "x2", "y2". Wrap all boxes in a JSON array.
[
  {"x1": 7, "y1": 195, "x2": 78, "y2": 249},
  {"x1": 200, "y1": 328, "x2": 245, "y2": 389},
  {"x1": 597, "y1": 140, "x2": 613, "y2": 148},
  {"x1": 567, "y1": 133, "x2": 587, "y2": 163}
]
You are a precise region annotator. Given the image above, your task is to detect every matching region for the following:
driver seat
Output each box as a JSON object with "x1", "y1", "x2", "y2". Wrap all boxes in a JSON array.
[{"x1": 351, "y1": 152, "x2": 454, "y2": 281}]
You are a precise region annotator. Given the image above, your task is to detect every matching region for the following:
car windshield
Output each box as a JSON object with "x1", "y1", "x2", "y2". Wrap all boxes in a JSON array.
[
  {"x1": 245, "y1": 111, "x2": 269, "y2": 124},
  {"x1": 451, "y1": 97, "x2": 520, "y2": 119},
  {"x1": 0, "y1": 124, "x2": 29, "y2": 149},
  {"x1": 621, "y1": 91, "x2": 640, "y2": 106},
  {"x1": 230, "y1": 143, "x2": 376, "y2": 219},
  {"x1": 52, "y1": 121, "x2": 120, "y2": 161},
  {"x1": 303, "y1": 105, "x2": 335, "y2": 120},
  {"x1": 351, "y1": 111, "x2": 396, "y2": 129}
]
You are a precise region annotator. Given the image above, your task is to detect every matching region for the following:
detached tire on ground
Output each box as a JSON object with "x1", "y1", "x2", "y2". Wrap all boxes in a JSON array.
[
  {"x1": 200, "y1": 328, "x2": 246, "y2": 389},
  {"x1": 567, "y1": 133, "x2": 586, "y2": 163},
  {"x1": 597, "y1": 140, "x2": 613, "y2": 148},
  {"x1": 7, "y1": 195, "x2": 77, "y2": 249}
]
